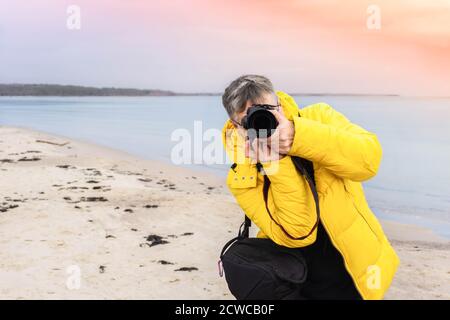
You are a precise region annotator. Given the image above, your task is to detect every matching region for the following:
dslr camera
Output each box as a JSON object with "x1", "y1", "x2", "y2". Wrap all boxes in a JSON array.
[{"x1": 242, "y1": 104, "x2": 279, "y2": 139}]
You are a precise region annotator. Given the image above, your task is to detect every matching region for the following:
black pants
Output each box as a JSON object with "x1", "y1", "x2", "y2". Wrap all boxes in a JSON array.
[{"x1": 297, "y1": 222, "x2": 362, "y2": 300}]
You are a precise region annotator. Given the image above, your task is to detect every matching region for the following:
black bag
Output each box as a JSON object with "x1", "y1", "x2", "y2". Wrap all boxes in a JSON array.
[{"x1": 218, "y1": 156, "x2": 320, "y2": 300}]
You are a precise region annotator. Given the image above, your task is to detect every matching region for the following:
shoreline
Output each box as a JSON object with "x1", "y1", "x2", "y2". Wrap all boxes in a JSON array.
[
  {"x1": 0, "y1": 125, "x2": 449, "y2": 299},
  {"x1": 6, "y1": 124, "x2": 449, "y2": 239}
]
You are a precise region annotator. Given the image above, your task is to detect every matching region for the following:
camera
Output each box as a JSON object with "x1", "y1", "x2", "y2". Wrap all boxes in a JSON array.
[{"x1": 242, "y1": 105, "x2": 279, "y2": 138}]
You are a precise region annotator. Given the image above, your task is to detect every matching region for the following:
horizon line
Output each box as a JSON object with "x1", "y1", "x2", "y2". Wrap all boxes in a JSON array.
[{"x1": 1, "y1": 83, "x2": 449, "y2": 99}]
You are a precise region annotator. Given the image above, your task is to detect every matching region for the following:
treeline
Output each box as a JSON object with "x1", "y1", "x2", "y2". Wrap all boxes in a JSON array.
[
  {"x1": 0, "y1": 84, "x2": 398, "y2": 97},
  {"x1": 0, "y1": 84, "x2": 178, "y2": 96}
]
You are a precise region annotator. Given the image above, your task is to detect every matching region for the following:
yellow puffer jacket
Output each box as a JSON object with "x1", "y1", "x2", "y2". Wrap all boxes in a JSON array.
[{"x1": 222, "y1": 91, "x2": 399, "y2": 300}]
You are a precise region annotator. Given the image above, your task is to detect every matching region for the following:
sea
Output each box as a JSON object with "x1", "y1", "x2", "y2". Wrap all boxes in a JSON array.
[{"x1": 1, "y1": 95, "x2": 449, "y2": 238}]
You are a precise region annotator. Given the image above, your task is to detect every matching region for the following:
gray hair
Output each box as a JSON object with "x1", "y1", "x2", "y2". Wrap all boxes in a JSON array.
[{"x1": 222, "y1": 75, "x2": 275, "y2": 118}]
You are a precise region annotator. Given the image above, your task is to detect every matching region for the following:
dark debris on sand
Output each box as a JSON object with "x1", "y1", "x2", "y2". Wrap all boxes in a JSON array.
[
  {"x1": 174, "y1": 267, "x2": 198, "y2": 272},
  {"x1": 18, "y1": 157, "x2": 41, "y2": 162},
  {"x1": 140, "y1": 234, "x2": 169, "y2": 247},
  {"x1": 143, "y1": 204, "x2": 158, "y2": 209},
  {"x1": 65, "y1": 186, "x2": 89, "y2": 190},
  {"x1": 84, "y1": 168, "x2": 102, "y2": 176},
  {"x1": 0, "y1": 203, "x2": 19, "y2": 213},
  {"x1": 56, "y1": 165, "x2": 76, "y2": 169},
  {"x1": 80, "y1": 196, "x2": 108, "y2": 202}
]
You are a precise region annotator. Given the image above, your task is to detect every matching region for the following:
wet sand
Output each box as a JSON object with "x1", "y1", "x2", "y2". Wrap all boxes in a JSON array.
[{"x1": 0, "y1": 126, "x2": 449, "y2": 299}]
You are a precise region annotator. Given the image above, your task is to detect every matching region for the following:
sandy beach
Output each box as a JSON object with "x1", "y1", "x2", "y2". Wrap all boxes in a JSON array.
[{"x1": 0, "y1": 126, "x2": 449, "y2": 300}]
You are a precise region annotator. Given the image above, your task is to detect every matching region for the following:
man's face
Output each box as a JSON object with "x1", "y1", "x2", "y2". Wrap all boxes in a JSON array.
[{"x1": 231, "y1": 92, "x2": 278, "y2": 128}]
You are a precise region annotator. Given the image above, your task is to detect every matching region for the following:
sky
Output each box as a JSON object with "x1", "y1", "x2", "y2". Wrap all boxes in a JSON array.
[{"x1": 0, "y1": 0, "x2": 449, "y2": 96}]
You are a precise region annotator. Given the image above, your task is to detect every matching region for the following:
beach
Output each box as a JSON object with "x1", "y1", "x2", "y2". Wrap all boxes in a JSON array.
[{"x1": 0, "y1": 126, "x2": 449, "y2": 300}]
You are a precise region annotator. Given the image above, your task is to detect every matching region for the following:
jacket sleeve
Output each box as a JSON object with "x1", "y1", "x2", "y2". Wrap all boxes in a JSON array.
[
  {"x1": 288, "y1": 103, "x2": 382, "y2": 182},
  {"x1": 226, "y1": 156, "x2": 317, "y2": 248}
]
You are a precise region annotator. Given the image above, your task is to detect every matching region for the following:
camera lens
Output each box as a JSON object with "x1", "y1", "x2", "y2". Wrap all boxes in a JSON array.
[{"x1": 246, "y1": 107, "x2": 278, "y2": 138}]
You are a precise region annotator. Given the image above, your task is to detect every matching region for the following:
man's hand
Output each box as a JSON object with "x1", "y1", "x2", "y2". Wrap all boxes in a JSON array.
[
  {"x1": 241, "y1": 106, "x2": 295, "y2": 163},
  {"x1": 245, "y1": 137, "x2": 283, "y2": 163},
  {"x1": 268, "y1": 107, "x2": 295, "y2": 155}
]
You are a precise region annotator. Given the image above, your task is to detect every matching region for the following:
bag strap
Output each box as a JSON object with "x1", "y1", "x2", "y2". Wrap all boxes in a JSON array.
[{"x1": 220, "y1": 213, "x2": 252, "y2": 259}]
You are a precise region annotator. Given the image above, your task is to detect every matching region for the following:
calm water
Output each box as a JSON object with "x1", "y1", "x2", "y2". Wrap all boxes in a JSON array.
[{"x1": 1, "y1": 96, "x2": 450, "y2": 238}]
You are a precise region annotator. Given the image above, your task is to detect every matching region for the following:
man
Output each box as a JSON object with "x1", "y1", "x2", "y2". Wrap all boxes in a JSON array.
[{"x1": 221, "y1": 75, "x2": 399, "y2": 300}]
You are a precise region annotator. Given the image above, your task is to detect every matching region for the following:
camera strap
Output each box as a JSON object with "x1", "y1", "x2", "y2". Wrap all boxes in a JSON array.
[
  {"x1": 258, "y1": 157, "x2": 320, "y2": 241},
  {"x1": 238, "y1": 157, "x2": 320, "y2": 241}
]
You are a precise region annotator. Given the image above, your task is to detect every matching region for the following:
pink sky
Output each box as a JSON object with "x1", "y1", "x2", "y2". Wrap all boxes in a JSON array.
[{"x1": 0, "y1": 0, "x2": 449, "y2": 96}]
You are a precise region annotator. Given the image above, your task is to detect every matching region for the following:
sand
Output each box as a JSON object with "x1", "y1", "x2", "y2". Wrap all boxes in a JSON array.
[{"x1": 0, "y1": 126, "x2": 449, "y2": 300}]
